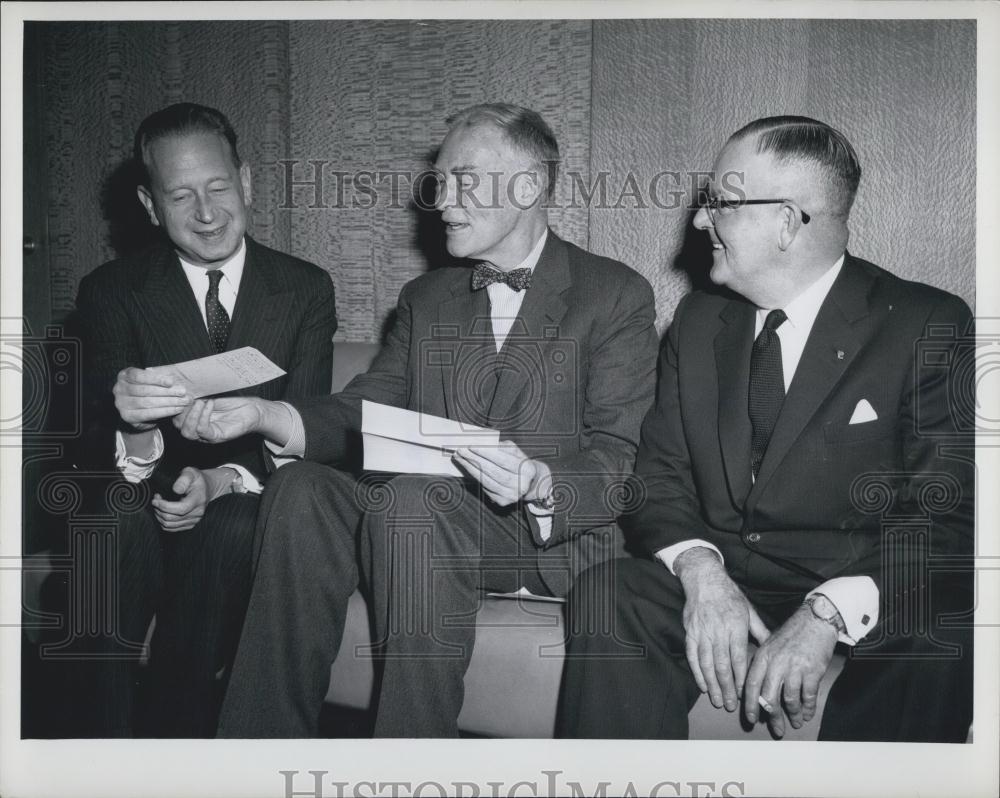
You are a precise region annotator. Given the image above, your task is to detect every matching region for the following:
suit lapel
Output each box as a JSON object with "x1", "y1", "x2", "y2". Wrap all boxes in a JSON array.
[
  {"x1": 437, "y1": 276, "x2": 494, "y2": 425},
  {"x1": 714, "y1": 299, "x2": 756, "y2": 506},
  {"x1": 227, "y1": 238, "x2": 291, "y2": 352},
  {"x1": 488, "y1": 233, "x2": 570, "y2": 428},
  {"x1": 747, "y1": 255, "x2": 876, "y2": 508},
  {"x1": 134, "y1": 244, "x2": 214, "y2": 363}
]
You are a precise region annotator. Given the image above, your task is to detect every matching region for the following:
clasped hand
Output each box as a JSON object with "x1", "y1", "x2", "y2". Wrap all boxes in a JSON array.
[
  {"x1": 677, "y1": 550, "x2": 837, "y2": 738},
  {"x1": 152, "y1": 466, "x2": 233, "y2": 532}
]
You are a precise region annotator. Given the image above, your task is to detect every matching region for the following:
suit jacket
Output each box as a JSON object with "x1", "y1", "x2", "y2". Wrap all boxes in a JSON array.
[
  {"x1": 75, "y1": 236, "x2": 337, "y2": 482},
  {"x1": 293, "y1": 231, "x2": 659, "y2": 582},
  {"x1": 624, "y1": 253, "x2": 974, "y2": 605}
]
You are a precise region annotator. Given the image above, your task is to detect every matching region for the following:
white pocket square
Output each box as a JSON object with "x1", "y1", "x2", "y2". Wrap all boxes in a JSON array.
[{"x1": 849, "y1": 398, "x2": 878, "y2": 424}]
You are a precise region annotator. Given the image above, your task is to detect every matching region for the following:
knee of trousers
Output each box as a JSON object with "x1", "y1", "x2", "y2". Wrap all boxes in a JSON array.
[
  {"x1": 364, "y1": 474, "x2": 473, "y2": 520},
  {"x1": 567, "y1": 557, "x2": 674, "y2": 623},
  {"x1": 265, "y1": 460, "x2": 348, "y2": 497}
]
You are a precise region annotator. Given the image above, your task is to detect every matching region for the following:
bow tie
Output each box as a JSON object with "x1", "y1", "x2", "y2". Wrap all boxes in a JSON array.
[{"x1": 471, "y1": 264, "x2": 533, "y2": 292}]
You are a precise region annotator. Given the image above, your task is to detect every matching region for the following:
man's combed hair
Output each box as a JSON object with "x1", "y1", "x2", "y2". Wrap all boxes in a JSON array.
[
  {"x1": 732, "y1": 115, "x2": 862, "y2": 217},
  {"x1": 134, "y1": 102, "x2": 240, "y2": 181},
  {"x1": 447, "y1": 103, "x2": 561, "y2": 199}
]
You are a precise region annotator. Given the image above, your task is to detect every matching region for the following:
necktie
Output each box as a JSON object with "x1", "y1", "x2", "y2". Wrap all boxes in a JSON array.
[
  {"x1": 471, "y1": 264, "x2": 533, "y2": 291},
  {"x1": 748, "y1": 309, "x2": 787, "y2": 478},
  {"x1": 205, "y1": 269, "x2": 231, "y2": 353}
]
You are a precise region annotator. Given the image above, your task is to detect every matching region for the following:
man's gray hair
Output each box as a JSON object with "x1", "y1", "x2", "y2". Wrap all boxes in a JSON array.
[{"x1": 447, "y1": 103, "x2": 560, "y2": 199}]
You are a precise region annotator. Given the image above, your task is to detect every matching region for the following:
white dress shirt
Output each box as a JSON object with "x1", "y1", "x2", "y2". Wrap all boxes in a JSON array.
[
  {"x1": 655, "y1": 254, "x2": 880, "y2": 645},
  {"x1": 115, "y1": 239, "x2": 264, "y2": 494},
  {"x1": 269, "y1": 230, "x2": 556, "y2": 539}
]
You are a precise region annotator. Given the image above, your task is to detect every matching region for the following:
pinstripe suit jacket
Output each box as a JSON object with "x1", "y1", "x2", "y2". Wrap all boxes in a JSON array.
[{"x1": 75, "y1": 236, "x2": 336, "y2": 482}]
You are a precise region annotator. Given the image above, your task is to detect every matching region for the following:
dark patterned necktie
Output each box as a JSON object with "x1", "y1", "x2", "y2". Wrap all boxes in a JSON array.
[
  {"x1": 749, "y1": 309, "x2": 787, "y2": 478},
  {"x1": 471, "y1": 263, "x2": 533, "y2": 291},
  {"x1": 205, "y1": 269, "x2": 231, "y2": 353}
]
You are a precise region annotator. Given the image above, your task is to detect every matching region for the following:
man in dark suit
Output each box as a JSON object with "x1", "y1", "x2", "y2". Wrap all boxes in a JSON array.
[
  {"x1": 177, "y1": 103, "x2": 659, "y2": 737},
  {"x1": 71, "y1": 103, "x2": 336, "y2": 736},
  {"x1": 558, "y1": 116, "x2": 975, "y2": 742}
]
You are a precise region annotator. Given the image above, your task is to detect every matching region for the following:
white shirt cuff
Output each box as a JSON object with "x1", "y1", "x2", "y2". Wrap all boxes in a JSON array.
[
  {"x1": 655, "y1": 539, "x2": 724, "y2": 575},
  {"x1": 525, "y1": 501, "x2": 553, "y2": 541},
  {"x1": 219, "y1": 463, "x2": 264, "y2": 495},
  {"x1": 115, "y1": 427, "x2": 164, "y2": 483},
  {"x1": 263, "y1": 402, "x2": 306, "y2": 460},
  {"x1": 807, "y1": 576, "x2": 879, "y2": 646}
]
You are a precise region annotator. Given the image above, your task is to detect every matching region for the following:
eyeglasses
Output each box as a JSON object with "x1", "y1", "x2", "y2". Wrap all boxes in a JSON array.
[{"x1": 692, "y1": 197, "x2": 811, "y2": 224}]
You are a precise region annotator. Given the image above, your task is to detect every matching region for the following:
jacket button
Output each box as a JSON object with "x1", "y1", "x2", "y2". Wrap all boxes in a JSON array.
[{"x1": 746, "y1": 532, "x2": 761, "y2": 544}]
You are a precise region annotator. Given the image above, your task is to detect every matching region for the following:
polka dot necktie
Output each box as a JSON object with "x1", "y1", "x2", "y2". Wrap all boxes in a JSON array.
[
  {"x1": 748, "y1": 308, "x2": 787, "y2": 478},
  {"x1": 205, "y1": 270, "x2": 231, "y2": 353}
]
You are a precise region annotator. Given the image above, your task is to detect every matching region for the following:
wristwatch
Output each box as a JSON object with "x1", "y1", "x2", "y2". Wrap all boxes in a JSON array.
[
  {"x1": 527, "y1": 476, "x2": 556, "y2": 511},
  {"x1": 805, "y1": 594, "x2": 846, "y2": 634}
]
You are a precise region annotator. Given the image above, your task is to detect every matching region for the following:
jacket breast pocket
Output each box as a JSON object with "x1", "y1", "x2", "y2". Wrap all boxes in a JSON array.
[{"x1": 823, "y1": 416, "x2": 898, "y2": 445}]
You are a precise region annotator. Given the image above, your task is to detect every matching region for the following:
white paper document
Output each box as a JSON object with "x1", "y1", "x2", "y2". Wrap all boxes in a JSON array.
[
  {"x1": 361, "y1": 400, "x2": 500, "y2": 477},
  {"x1": 153, "y1": 347, "x2": 286, "y2": 399}
]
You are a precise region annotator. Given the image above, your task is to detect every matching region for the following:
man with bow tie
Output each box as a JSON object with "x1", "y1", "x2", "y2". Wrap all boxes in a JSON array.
[
  {"x1": 557, "y1": 116, "x2": 975, "y2": 742},
  {"x1": 181, "y1": 103, "x2": 658, "y2": 737}
]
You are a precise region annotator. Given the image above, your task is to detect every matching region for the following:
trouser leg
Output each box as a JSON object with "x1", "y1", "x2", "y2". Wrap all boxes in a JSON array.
[
  {"x1": 557, "y1": 557, "x2": 700, "y2": 739},
  {"x1": 362, "y1": 475, "x2": 537, "y2": 738},
  {"x1": 819, "y1": 575, "x2": 974, "y2": 742},
  {"x1": 143, "y1": 492, "x2": 259, "y2": 737},
  {"x1": 217, "y1": 463, "x2": 361, "y2": 738},
  {"x1": 54, "y1": 499, "x2": 161, "y2": 738}
]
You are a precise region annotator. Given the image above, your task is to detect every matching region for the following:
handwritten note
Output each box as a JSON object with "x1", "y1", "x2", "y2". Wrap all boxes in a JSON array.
[{"x1": 152, "y1": 347, "x2": 286, "y2": 398}]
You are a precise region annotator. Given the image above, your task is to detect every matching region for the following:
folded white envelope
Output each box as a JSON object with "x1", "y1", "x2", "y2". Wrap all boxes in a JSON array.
[{"x1": 849, "y1": 398, "x2": 878, "y2": 424}]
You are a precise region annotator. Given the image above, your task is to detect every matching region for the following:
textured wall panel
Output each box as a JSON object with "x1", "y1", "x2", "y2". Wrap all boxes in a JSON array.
[
  {"x1": 803, "y1": 20, "x2": 975, "y2": 305},
  {"x1": 38, "y1": 21, "x2": 292, "y2": 317},
  {"x1": 590, "y1": 19, "x2": 975, "y2": 331},
  {"x1": 286, "y1": 19, "x2": 592, "y2": 341},
  {"x1": 33, "y1": 19, "x2": 972, "y2": 338}
]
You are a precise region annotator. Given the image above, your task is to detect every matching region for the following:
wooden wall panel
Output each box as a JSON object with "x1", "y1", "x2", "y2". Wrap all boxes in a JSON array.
[
  {"x1": 589, "y1": 19, "x2": 975, "y2": 331},
  {"x1": 286, "y1": 19, "x2": 592, "y2": 341},
  {"x1": 30, "y1": 19, "x2": 974, "y2": 339}
]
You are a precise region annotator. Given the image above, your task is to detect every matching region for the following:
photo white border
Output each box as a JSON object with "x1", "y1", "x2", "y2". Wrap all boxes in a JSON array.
[{"x1": 2, "y1": 2, "x2": 997, "y2": 797}]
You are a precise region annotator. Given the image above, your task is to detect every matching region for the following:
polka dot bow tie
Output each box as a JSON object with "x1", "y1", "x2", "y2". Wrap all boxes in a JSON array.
[{"x1": 471, "y1": 264, "x2": 533, "y2": 292}]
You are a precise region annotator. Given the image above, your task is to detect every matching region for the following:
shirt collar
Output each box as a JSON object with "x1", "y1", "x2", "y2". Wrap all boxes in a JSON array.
[
  {"x1": 760, "y1": 252, "x2": 845, "y2": 331},
  {"x1": 512, "y1": 228, "x2": 548, "y2": 273},
  {"x1": 177, "y1": 237, "x2": 247, "y2": 287}
]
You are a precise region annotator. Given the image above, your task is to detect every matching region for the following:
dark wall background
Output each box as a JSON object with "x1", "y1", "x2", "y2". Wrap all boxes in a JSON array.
[{"x1": 23, "y1": 18, "x2": 976, "y2": 339}]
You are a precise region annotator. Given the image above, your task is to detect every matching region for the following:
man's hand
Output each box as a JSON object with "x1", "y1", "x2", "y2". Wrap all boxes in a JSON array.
[
  {"x1": 113, "y1": 367, "x2": 191, "y2": 430},
  {"x1": 743, "y1": 603, "x2": 838, "y2": 738},
  {"x1": 173, "y1": 397, "x2": 294, "y2": 447},
  {"x1": 675, "y1": 548, "x2": 770, "y2": 712},
  {"x1": 174, "y1": 397, "x2": 262, "y2": 442},
  {"x1": 151, "y1": 466, "x2": 234, "y2": 532},
  {"x1": 452, "y1": 441, "x2": 552, "y2": 508}
]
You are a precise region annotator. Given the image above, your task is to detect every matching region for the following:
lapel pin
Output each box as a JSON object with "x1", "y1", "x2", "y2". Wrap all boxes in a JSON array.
[{"x1": 836, "y1": 349, "x2": 845, "y2": 360}]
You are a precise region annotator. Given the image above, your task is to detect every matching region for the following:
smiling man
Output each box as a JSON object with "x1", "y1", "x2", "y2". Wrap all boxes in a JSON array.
[
  {"x1": 557, "y1": 116, "x2": 975, "y2": 742},
  {"x1": 71, "y1": 103, "x2": 336, "y2": 737},
  {"x1": 182, "y1": 103, "x2": 659, "y2": 738}
]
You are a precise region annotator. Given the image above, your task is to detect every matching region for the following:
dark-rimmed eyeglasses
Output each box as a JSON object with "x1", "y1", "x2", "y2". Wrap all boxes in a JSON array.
[{"x1": 691, "y1": 197, "x2": 811, "y2": 224}]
